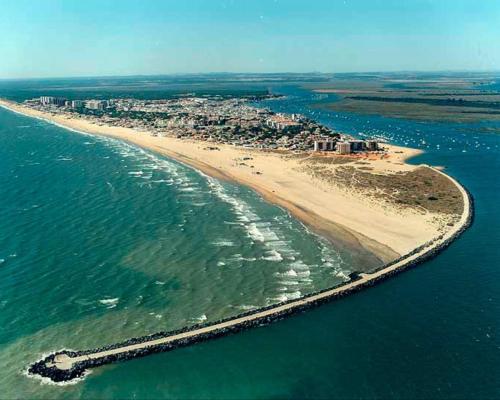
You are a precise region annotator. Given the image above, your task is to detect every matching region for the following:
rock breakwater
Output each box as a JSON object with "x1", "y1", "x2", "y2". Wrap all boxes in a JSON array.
[{"x1": 28, "y1": 173, "x2": 473, "y2": 383}]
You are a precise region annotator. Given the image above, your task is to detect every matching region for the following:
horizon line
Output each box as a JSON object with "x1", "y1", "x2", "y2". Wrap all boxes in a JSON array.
[{"x1": 1, "y1": 69, "x2": 499, "y2": 82}]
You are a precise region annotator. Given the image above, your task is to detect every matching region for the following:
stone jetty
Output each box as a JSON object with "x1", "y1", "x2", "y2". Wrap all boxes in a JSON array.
[{"x1": 28, "y1": 168, "x2": 473, "y2": 383}]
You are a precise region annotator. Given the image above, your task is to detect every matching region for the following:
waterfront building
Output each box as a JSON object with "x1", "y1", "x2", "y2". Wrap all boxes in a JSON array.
[
  {"x1": 54, "y1": 98, "x2": 67, "y2": 107},
  {"x1": 349, "y1": 140, "x2": 366, "y2": 152},
  {"x1": 40, "y1": 96, "x2": 55, "y2": 105},
  {"x1": 267, "y1": 114, "x2": 302, "y2": 132},
  {"x1": 314, "y1": 139, "x2": 335, "y2": 151},
  {"x1": 85, "y1": 100, "x2": 106, "y2": 110},
  {"x1": 70, "y1": 100, "x2": 84, "y2": 109},
  {"x1": 366, "y1": 140, "x2": 379, "y2": 151},
  {"x1": 337, "y1": 142, "x2": 352, "y2": 155},
  {"x1": 40, "y1": 96, "x2": 66, "y2": 106}
]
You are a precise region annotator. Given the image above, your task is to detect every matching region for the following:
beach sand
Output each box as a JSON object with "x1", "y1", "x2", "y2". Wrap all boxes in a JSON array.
[{"x1": 0, "y1": 99, "x2": 448, "y2": 268}]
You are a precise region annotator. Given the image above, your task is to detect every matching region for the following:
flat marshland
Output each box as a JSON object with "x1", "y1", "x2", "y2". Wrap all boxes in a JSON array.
[{"x1": 310, "y1": 75, "x2": 500, "y2": 122}]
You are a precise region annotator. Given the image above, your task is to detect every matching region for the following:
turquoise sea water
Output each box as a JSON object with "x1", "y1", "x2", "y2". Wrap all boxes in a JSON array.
[
  {"x1": 0, "y1": 106, "x2": 353, "y2": 398},
  {"x1": 0, "y1": 84, "x2": 499, "y2": 399}
]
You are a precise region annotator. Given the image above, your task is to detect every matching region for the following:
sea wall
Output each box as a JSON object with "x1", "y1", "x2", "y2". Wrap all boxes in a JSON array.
[{"x1": 28, "y1": 179, "x2": 474, "y2": 383}]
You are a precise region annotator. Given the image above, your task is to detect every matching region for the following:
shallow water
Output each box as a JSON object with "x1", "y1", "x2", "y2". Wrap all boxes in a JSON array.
[
  {"x1": 1, "y1": 84, "x2": 499, "y2": 398},
  {"x1": 0, "y1": 106, "x2": 353, "y2": 398}
]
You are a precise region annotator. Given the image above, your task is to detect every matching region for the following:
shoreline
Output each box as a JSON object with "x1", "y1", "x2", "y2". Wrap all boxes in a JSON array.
[
  {"x1": 0, "y1": 99, "x2": 436, "y2": 265},
  {"x1": 29, "y1": 172, "x2": 473, "y2": 383},
  {"x1": 0, "y1": 99, "x2": 473, "y2": 383}
]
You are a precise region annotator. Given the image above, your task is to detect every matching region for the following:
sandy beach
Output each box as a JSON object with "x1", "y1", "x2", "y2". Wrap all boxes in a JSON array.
[{"x1": 0, "y1": 99, "x2": 451, "y2": 265}]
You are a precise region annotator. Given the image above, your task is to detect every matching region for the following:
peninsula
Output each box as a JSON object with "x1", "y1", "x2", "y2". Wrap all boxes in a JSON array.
[
  {"x1": 0, "y1": 96, "x2": 463, "y2": 262},
  {"x1": 0, "y1": 96, "x2": 472, "y2": 382}
]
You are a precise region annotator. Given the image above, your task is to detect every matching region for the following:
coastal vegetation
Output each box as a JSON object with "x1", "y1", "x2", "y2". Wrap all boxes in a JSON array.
[
  {"x1": 309, "y1": 72, "x2": 500, "y2": 122},
  {"x1": 297, "y1": 154, "x2": 463, "y2": 233},
  {"x1": 331, "y1": 166, "x2": 463, "y2": 215},
  {"x1": 319, "y1": 97, "x2": 500, "y2": 122}
]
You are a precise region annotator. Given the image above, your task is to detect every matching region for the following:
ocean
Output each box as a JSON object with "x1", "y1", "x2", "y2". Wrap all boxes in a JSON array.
[
  {"x1": 0, "y1": 105, "x2": 352, "y2": 398},
  {"x1": 0, "y1": 84, "x2": 499, "y2": 399}
]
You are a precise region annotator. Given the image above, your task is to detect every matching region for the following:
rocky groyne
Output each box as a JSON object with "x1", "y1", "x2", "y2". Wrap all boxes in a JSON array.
[{"x1": 28, "y1": 173, "x2": 473, "y2": 383}]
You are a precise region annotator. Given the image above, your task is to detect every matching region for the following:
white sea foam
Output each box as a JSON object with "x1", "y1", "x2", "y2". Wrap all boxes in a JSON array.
[
  {"x1": 99, "y1": 137, "x2": 210, "y2": 201},
  {"x1": 203, "y1": 176, "x2": 295, "y2": 268},
  {"x1": 99, "y1": 298, "x2": 119, "y2": 308},
  {"x1": 229, "y1": 254, "x2": 257, "y2": 263},
  {"x1": 335, "y1": 270, "x2": 350, "y2": 280},
  {"x1": 246, "y1": 223, "x2": 265, "y2": 242},
  {"x1": 23, "y1": 350, "x2": 91, "y2": 386},
  {"x1": 212, "y1": 240, "x2": 235, "y2": 247},
  {"x1": 288, "y1": 260, "x2": 310, "y2": 271},
  {"x1": 280, "y1": 280, "x2": 300, "y2": 286},
  {"x1": 151, "y1": 179, "x2": 172, "y2": 184},
  {"x1": 286, "y1": 291, "x2": 302, "y2": 300},
  {"x1": 200, "y1": 173, "x2": 352, "y2": 300},
  {"x1": 296, "y1": 270, "x2": 311, "y2": 277},
  {"x1": 23, "y1": 367, "x2": 91, "y2": 386},
  {"x1": 272, "y1": 291, "x2": 302, "y2": 302},
  {"x1": 262, "y1": 250, "x2": 283, "y2": 262},
  {"x1": 191, "y1": 314, "x2": 207, "y2": 323}
]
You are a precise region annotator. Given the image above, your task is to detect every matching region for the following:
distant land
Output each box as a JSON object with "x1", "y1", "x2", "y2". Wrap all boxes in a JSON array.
[
  {"x1": 0, "y1": 73, "x2": 334, "y2": 103},
  {"x1": 307, "y1": 72, "x2": 500, "y2": 123},
  {"x1": 2, "y1": 71, "x2": 500, "y2": 125}
]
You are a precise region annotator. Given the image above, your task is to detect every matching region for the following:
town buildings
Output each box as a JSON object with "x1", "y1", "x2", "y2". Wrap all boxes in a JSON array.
[
  {"x1": 40, "y1": 96, "x2": 66, "y2": 106},
  {"x1": 71, "y1": 100, "x2": 84, "y2": 109},
  {"x1": 85, "y1": 100, "x2": 107, "y2": 110},
  {"x1": 336, "y1": 142, "x2": 352, "y2": 155},
  {"x1": 29, "y1": 95, "x2": 379, "y2": 154},
  {"x1": 313, "y1": 138, "x2": 335, "y2": 151},
  {"x1": 313, "y1": 138, "x2": 380, "y2": 155}
]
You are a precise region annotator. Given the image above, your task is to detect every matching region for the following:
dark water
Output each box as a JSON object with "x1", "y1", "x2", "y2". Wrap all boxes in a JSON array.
[{"x1": 1, "y1": 84, "x2": 499, "y2": 399}]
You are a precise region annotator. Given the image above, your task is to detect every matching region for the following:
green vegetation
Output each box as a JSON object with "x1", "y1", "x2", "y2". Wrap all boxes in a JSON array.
[
  {"x1": 308, "y1": 72, "x2": 500, "y2": 122},
  {"x1": 333, "y1": 166, "x2": 464, "y2": 215}
]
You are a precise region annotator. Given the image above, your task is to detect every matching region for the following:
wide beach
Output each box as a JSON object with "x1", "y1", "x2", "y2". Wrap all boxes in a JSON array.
[{"x1": 0, "y1": 99, "x2": 454, "y2": 265}]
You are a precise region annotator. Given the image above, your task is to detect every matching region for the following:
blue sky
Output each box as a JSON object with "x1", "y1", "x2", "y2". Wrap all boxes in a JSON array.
[{"x1": 0, "y1": 0, "x2": 498, "y2": 78}]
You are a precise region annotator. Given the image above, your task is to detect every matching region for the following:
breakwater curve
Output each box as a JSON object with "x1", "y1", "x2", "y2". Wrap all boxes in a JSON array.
[{"x1": 28, "y1": 168, "x2": 474, "y2": 383}]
